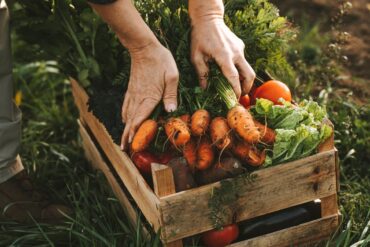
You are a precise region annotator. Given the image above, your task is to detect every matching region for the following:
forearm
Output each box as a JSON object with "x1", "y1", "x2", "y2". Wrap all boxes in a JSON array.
[
  {"x1": 89, "y1": 0, "x2": 157, "y2": 52},
  {"x1": 188, "y1": 0, "x2": 224, "y2": 23}
]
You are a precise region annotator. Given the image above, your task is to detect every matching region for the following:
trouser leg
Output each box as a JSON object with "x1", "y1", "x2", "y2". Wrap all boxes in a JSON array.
[{"x1": 0, "y1": 0, "x2": 23, "y2": 184}]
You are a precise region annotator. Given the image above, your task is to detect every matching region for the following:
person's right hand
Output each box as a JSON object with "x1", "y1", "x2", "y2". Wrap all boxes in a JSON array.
[
  {"x1": 188, "y1": 0, "x2": 255, "y2": 99},
  {"x1": 120, "y1": 41, "x2": 179, "y2": 150}
]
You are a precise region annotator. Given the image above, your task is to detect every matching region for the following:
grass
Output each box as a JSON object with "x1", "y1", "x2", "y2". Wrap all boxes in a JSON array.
[{"x1": 0, "y1": 61, "x2": 159, "y2": 246}]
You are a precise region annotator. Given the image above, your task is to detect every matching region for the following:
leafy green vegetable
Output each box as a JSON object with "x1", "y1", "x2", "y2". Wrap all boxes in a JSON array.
[{"x1": 252, "y1": 98, "x2": 332, "y2": 165}]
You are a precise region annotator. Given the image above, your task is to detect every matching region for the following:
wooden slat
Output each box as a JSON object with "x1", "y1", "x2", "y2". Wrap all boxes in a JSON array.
[
  {"x1": 152, "y1": 164, "x2": 176, "y2": 198},
  {"x1": 228, "y1": 214, "x2": 339, "y2": 247},
  {"x1": 318, "y1": 127, "x2": 339, "y2": 217},
  {"x1": 151, "y1": 164, "x2": 183, "y2": 247},
  {"x1": 159, "y1": 150, "x2": 337, "y2": 242},
  {"x1": 78, "y1": 120, "x2": 149, "y2": 236},
  {"x1": 71, "y1": 78, "x2": 161, "y2": 230},
  {"x1": 321, "y1": 194, "x2": 339, "y2": 217},
  {"x1": 335, "y1": 148, "x2": 340, "y2": 192}
]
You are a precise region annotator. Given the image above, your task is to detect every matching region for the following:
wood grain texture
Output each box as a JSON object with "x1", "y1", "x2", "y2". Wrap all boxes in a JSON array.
[
  {"x1": 321, "y1": 194, "x2": 339, "y2": 217},
  {"x1": 228, "y1": 214, "x2": 339, "y2": 247},
  {"x1": 318, "y1": 124, "x2": 339, "y2": 217},
  {"x1": 151, "y1": 164, "x2": 183, "y2": 247},
  {"x1": 71, "y1": 79, "x2": 161, "y2": 230},
  {"x1": 78, "y1": 120, "x2": 149, "y2": 236},
  {"x1": 159, "y1": 150, "x2": 337, "y2": 242},
  {"x1": 152, "y1": 164, "x2": 176, "y2": 198}
]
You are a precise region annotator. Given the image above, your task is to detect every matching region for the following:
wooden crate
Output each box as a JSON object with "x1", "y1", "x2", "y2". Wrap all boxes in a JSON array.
[{"x1": 71, "y1": 79, "x2": 340, "y2": 246}]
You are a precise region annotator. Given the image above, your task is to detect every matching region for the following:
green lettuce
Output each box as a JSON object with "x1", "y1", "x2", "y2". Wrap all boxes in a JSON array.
[{"x1": 252, "y1": 98, "x2": 332, "y2": 166}]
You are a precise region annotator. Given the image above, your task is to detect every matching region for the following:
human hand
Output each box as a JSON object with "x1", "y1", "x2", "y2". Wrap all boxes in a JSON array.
[
  {"x1": 120, "y1": 41, "x2": 179, "y2": 150},
  {"x1": 189, "y1": 0, "x2": 255, "y2": 99},
  {"x1": 89, "y1": 0, "x2": 179, "y2": 150}
]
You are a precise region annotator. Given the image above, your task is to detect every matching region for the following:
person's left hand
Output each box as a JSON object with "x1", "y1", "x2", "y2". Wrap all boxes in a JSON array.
[
  {"x1": 190, "y1": 18, "x2": 255, "y2": 99},
  {"x1": 121, "y1": 41, "x2": 179, "y2": 150}
]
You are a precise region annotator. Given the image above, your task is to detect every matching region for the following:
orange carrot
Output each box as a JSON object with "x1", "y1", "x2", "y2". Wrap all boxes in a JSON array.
[
  {"x1": 191, "y1": 109, "x2": 210, "y2": 136},
  {"x1": 231, "y1": 140, "x2": 252, "y2": 160},
  {"x1": 197, "y1": 137, "x2": 214, "y2": 170},
  {"x1": 246, "y1": 149, "x2": 266, "y2": 167},
  {"x1": 253, "y1": 120, "x2": 276, "y2": 144},
  {"x1": 210, "y1": 117, "x2": 233, "y2": 150},
  {"x1": 232, "y1": 140, "x2": 266, "y2": 167},
  {"x1": 131, "y1": 119, "x2": 158, "y2": 153},
  {"x1": 227, "y1": 105, "x2": 260, "y2": 144},
  {"x1": 165, "y1": 117, "x2": 191, "y2": 147},
  {"x1": 183, "y1": 138, "x2": 197, "y2": 170}
]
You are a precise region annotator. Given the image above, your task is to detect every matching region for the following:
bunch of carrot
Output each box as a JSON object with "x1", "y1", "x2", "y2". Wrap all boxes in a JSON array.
[{"x1": 130, "y1": 104, "x2": 275, "y2": 173}]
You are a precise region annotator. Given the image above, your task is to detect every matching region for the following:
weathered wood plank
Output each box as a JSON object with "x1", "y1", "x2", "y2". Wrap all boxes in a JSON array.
[
  {"x1": 152, "y1": 164, "x2": 176, "y2": 198},
  {"x1": 151, "y1": 164, "x2": 183, "y2": 247},
  {"x1": 321, "y1": 194, "x2": 338, "y2": 217},
  {"x1": 160, "y1": 150, "x2": 337, "y2": 242},
  {"x1": 78, "y1": 120, "x2": 149, "y2": 236},
  {"x1": 318, "y1": 126, "x2": 339, "y2": 217},
  {"x1": 71, "y1": 78, "x2": 161, "y2": 230},
  {"x1": 228, "y1": 214, "x2": 339, "y2": 247}
]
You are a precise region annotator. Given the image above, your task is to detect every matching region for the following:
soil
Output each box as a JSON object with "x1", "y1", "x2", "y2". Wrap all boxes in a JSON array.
[{"x1": 272, "y1": 0, "x2": 370, "y2": 101}]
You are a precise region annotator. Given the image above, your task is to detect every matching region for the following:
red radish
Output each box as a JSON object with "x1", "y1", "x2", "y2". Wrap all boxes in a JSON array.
[
  {"x1": 202, "y1": 224, "x2": 239, "y2": 247},
  {"x1": 132, "y1": 151, "x2": 158, "y2": 175},
  {"x1": 239, "y1": 94, "x2": 250, "y2": 108},
  {"x1": 157, "y1": 152, "x2": 173, "y2": 164}
]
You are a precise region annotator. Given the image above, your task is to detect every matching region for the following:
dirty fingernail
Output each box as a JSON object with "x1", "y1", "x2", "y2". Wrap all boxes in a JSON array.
[{"x1": 165, "y1": 103, "x2": 177, "y2": 112}]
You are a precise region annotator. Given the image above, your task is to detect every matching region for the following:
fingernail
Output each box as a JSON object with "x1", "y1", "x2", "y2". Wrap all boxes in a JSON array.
[
  {"x1": 120, "y1": 144, "x2": 124, "y2": 150},
  {"x1": 165, "y1": 103, "x2": 177, "y2": 112},
  {"x1": 128, "y1": 134, "x2": 133, "y2": 143}
]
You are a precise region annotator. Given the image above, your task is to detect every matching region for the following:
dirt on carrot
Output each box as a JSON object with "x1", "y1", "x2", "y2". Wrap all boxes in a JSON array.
[
  {"x1": 210, "y1": 117, "x2": 233, "y2": 150},
  {"x1": 197, "y1": 137, "x2": 214, "y2": 170},
  {"x1": 191, "y1": 109, "x2": 210, "y2": 136},
  {"x1": 253, "y1": 120, "x2": 276, "y2": 144},
  {"x1": 227, "y1": 106, "x2": 260, "y2": 144},
  {"x1": 165, "y1": 117, "x2": 191, "y2": 147}
]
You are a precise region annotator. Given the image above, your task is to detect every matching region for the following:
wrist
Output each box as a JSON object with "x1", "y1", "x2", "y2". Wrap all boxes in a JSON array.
[
  {"x1": 188, "y1": 0, "x2": 224, "y2": 24},
  {"x1": 117, "y1": 30, "x2": 159, "y2": 54},
  {"x1": 128, "y1": 38, "x2": 162, "y2": 59}
]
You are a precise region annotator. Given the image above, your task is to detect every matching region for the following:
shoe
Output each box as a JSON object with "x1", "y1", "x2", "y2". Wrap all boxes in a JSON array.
[{"x1": 0, "y1": 158, "x2": 72, "y2": 224}]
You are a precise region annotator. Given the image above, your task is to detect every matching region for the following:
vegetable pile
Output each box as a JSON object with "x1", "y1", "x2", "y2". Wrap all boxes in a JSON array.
[
  {"x1": 130, "y1": 77, "x2": 332, "y2": 247},
  {"x1": 130, "y1": 77, "x2": 332, "y2": 192}
]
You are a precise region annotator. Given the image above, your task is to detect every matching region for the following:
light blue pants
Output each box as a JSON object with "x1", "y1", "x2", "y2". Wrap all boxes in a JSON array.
[{"x1": 0, "y1": 0, "x2": 23, "y2": 183}]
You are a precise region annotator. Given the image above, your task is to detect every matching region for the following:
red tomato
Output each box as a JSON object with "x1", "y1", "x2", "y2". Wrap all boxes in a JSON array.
[
  {"x1": 239, "y1": 94, "x2": 250, "y2": 108},
  {"x1": 202, "y1": 224, "x2": 239, "y2": 247},
  {"x1": 157, "y1": 152, "x2": 173, "y2": 164},
  {"x1": 132, "y1": 151, "x2": 159, "y2": 175},
  {"x1": 252, "y1": 80, "x2": 292, "y2": 105}
]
